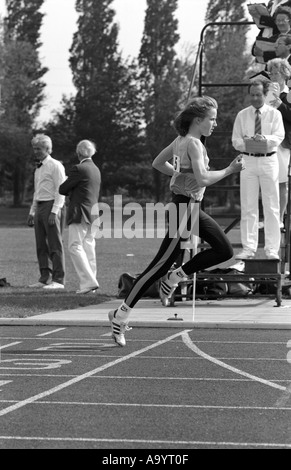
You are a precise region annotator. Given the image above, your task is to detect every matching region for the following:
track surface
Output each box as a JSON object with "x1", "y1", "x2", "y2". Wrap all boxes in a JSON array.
[{"x1": 0, "y1": 325, "x2": 291, "y2": 452}]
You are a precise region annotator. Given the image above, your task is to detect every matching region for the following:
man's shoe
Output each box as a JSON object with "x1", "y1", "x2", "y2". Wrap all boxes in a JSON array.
[
  {"x1": 159, "y1": 274, "x2": 178, "y2": 307},
  {"x1": 28, "y1": 282, "x2": 47, "y2": 288},
  {"x1": 76, "y1": 285, "x2": 99, "y2": 294},
  {"x1": 235, "y1": 249, "x2": 255, "y2": 260},
  {"x1": 265, "y1": 250, "x2": 280, "y2": 260},
  {"x1": 43, "y1": 282, "x2": 64, "y2": 290},
  {"x1": 108, "y1": 310, "x2": 130, "y2": 347}
]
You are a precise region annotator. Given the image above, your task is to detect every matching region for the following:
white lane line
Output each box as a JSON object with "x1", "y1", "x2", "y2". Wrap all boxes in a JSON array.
[
  {"x1": 0, "y1": 329, "x2": 191, "y2": 417},
  {"x1": 0, "y1": 373, "x2": 289, "y2": 383},
  {"x1": 1, "y1": 400, "x2": 291, "y2": 411},
  {"x1": 274, "y1": 385, "x2": 291, "y2": 407},
  {"x1": 37, "y1": 329, "x2": 66, "y2": 337},
  {"x1": 1, "y1": 352, "x2": 287, "y2": 361},
  {"x1": 0, "y1": 342, "x2": 22, "y2": 351},
  {"x1": 182, "y1": 332, "x2": 286, "y2": 392},
  {"x1": 3, "y1": 401, "x2": 290, "y2": 411},
  {"x1": 0, "y1": 436, "x2": 290, "y2": 448}
]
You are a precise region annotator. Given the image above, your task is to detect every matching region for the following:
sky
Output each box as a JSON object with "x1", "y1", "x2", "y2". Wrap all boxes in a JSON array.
[{"x1": 0, "y1": 0, "x2": 258, "y2": 123}]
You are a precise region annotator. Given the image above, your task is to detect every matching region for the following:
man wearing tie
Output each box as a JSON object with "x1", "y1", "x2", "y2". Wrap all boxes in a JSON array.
[
  {"x1": 27, "y1": 134, "x2": 66, "y2": 289},
  {"x1": 232, "y1": 79, "x2": 285, "y2": 260}
]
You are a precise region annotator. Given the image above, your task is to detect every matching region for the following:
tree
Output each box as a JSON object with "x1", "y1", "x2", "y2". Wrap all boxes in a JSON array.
[
  {"x1": 138, "y1": 0, "x2": 182, "y2": 202},
  {"x1": 4, "y1": 0, "x2": 47, "y2": 121},
  {"x1": 69, "y1": 0, "x2": 145, "y2": 195},
  {"x1": 0, "y1": 0, "x2": 47, "y2": 206}
]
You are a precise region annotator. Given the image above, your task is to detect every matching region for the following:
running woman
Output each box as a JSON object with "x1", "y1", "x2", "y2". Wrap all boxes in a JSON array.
[{"x1": 108, "y1": 96, "x2": 245, "y2": 346}]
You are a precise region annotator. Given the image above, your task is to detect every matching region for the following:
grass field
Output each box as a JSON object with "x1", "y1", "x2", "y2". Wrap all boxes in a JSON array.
[
  {"x1": 0, "y1": 205, "x2": 246, "y2": 318},
  {"x1": 0, "y1": 206, "x2": 161, "y2": 317}
]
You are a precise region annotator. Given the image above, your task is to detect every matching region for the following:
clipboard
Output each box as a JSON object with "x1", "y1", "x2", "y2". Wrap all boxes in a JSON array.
[{"x1": 245, "y1": 138, "x2": 268, "y2": 153}]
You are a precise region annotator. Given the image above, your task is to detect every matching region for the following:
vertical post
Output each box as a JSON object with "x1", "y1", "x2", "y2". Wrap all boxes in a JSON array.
[{"x1": 191, "y1": 235, "x2": 198, "y2": 322}]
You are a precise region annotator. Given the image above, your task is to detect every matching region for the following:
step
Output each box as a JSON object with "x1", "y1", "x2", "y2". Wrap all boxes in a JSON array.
[{"x1": 244, "y1": 258, "x2": 280, "y2": 274}]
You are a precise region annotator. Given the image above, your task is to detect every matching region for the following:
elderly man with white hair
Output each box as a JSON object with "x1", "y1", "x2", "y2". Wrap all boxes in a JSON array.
[
  {"x1": 59, "y1": 140, "x2": 101, "y2": 294},
  {"x1": 28, "y1": 134, "x2": 66, "y2": 289}
]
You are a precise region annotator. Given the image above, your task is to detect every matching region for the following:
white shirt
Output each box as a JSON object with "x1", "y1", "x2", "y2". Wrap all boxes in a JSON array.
[
  {"x1": 30, "y1": 155, "x2": 66, "y2": 215},
  {"x1": 232, "y1": 103, "x2": 285, "y2": 153}
]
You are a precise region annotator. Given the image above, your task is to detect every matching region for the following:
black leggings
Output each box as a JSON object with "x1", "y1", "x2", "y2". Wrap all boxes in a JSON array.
[{"x1": 125, "y1": 194, "x2": 233, "y2": 308}]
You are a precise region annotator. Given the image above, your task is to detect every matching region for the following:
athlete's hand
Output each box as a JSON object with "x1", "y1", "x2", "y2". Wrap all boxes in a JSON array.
[{"x1": 229, "y1": 155, "x2": 245, "y2": 173}]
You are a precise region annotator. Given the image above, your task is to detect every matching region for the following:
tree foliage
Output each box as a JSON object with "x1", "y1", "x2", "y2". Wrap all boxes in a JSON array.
[
  {"x1": 201, "y1": 0, "x2": 252, "y2": 212},
  {"x1": 138, "y1": 0, "x2": 182, "y2": 202},
  {"x1": 5, "y1": 0, "x2": 44, "y2": 46},
  {"x1": 0, "y1": 0, "x2": 47, "y2": 206},
  {"x1": 68, "y1": 0, "x2": 146, "y2": 196}
]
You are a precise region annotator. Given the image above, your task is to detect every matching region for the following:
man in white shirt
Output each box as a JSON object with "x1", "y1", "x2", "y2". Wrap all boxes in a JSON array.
[
  {"x1": 27, "y1": 134, "x2": 66, "y2": 289},
  {"x1": 232, "y1": 79, "x2": 285, "y2": 260}
]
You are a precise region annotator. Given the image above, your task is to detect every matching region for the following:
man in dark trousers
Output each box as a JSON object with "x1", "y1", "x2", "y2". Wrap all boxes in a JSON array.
[
  {"x1": 59, "y1": 140, "x2": 101, "y2": 294},
  {"x1": 28, "y1": 134, "x2": 66, "y2": 289}
]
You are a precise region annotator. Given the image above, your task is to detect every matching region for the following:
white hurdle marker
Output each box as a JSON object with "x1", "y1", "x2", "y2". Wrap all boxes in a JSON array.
[{"x1": 180, "y1": 234, "x2": 199, "y2": 322}]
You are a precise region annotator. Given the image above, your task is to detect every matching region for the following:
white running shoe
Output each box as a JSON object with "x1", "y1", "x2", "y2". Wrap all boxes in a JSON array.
[
  {"x1": 108, "y1": 310, "x2": 130, "y2": 347},
  {"x1": 159, "y1": 274, "x2": 178, "y2": 307},
  {"x1": 235, "y1": 249, "x2": 255, "y2": 260}
]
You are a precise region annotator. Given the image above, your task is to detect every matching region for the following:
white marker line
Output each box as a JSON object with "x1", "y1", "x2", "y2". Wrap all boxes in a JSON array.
[
  {"x1": 182, "y1": 332, "x2": 286, "y2": 392},
  {"x1": 0, "y1": 436, "x2": 290, "y2": 448},
  {"x1": 0, "y1": 330, "x2": 190, "y2": 417},
  {"x1": 274, "y1": 385, "x2": 291, "y2": 407},
  {"x1": 37, "y1": 329, "x2": 66, "y2": 337},
  {"x1": 0, "y1": 342, "x2": 22, "y2": 351},
  {"x1": 1, "y1": 400, "x2": 291, "y2": 411},
  {"x1": 15, "y1": 401, "x2": 291, "y2": 411}
]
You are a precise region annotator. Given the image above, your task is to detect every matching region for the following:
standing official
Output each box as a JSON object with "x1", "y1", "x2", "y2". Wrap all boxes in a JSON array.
[
  {"x1": 232, "y1": 80, "x2": 285, "y2": 260},
  {"x1": 59, "y1": 140, "x2": 101, "y2": 294},
  {"x1": 27, "y1": 134, "x2": 66, "y2": 289},
  {"x1": 267, "y1": 57, "x2": 291, "y2": 228}
]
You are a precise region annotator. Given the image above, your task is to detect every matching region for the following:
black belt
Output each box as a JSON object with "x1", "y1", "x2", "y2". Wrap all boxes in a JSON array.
[
  {"x1": 37, "y1": 200, "x2": 54, "y2": 204},
  {"x1": 242, "y1": 152, "x2": 276, "y2": 157}
]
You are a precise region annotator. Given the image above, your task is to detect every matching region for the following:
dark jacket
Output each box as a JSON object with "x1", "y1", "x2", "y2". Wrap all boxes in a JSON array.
[
  {"x1": 278, "y1": 91, "x2": 291, "y2": 148},
  {"x1": 59, "y1": 158, "x2": 101, "y2": 225}
]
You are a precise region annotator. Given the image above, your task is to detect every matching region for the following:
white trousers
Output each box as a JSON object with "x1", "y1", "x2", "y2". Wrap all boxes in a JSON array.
[
  {"x1": 277, "y1": 144, "x2": 290, "y2": 183},
  {"x1": 68, "y1": 220, "x2": 98, "y2": 290},
  {"x1": 240, "y1": 155, "x2": 280, "y2": 253}
]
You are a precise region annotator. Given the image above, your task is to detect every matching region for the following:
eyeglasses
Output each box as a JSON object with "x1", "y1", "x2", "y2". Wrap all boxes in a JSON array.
[{"x1": 275, "y1": 18, "x2": 290, "y2": 24}]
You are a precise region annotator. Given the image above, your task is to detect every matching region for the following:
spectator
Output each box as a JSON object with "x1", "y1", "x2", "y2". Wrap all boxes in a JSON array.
[
  {"x1": 274, "y1": 33, "x2": 291, "y2": 63},
  {"x1": 27, "y1": 134, "x2": 66, "y2": 289},
  {"x1": 252, "y1": 2, "x2": 291, "y2": 39},
  {"x1": 59, "y1": 140, "x2": 101, "y2": 294},
  {"x1": 232, "y1": 79, "x2": 285, "y2": 260},
  {"x1": 253, "y1": 9, "x2": 291, "y2": 64},
  {"x1": 267, "y1": 58, "x2": 291, "y2": 228}
]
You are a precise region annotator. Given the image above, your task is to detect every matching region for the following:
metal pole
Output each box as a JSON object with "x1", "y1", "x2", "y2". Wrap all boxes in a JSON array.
[
  {"x1": 191, "y1": 235, "x2": 198, "y2": 322},
  {"x1": 186, "y1": 40, "x2": 203, "y2": 104},
  {"x1": 286, "y1": 161, "x2": 291, "y2": 277}
]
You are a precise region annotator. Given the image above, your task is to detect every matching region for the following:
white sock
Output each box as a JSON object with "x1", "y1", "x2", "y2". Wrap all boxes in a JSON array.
[
  {"x1": 169, "y1": 267, "x2": 187, "y2": 285},
  {"x1": 116, "y1": 302, "x2": 131, "y2": 322}
]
